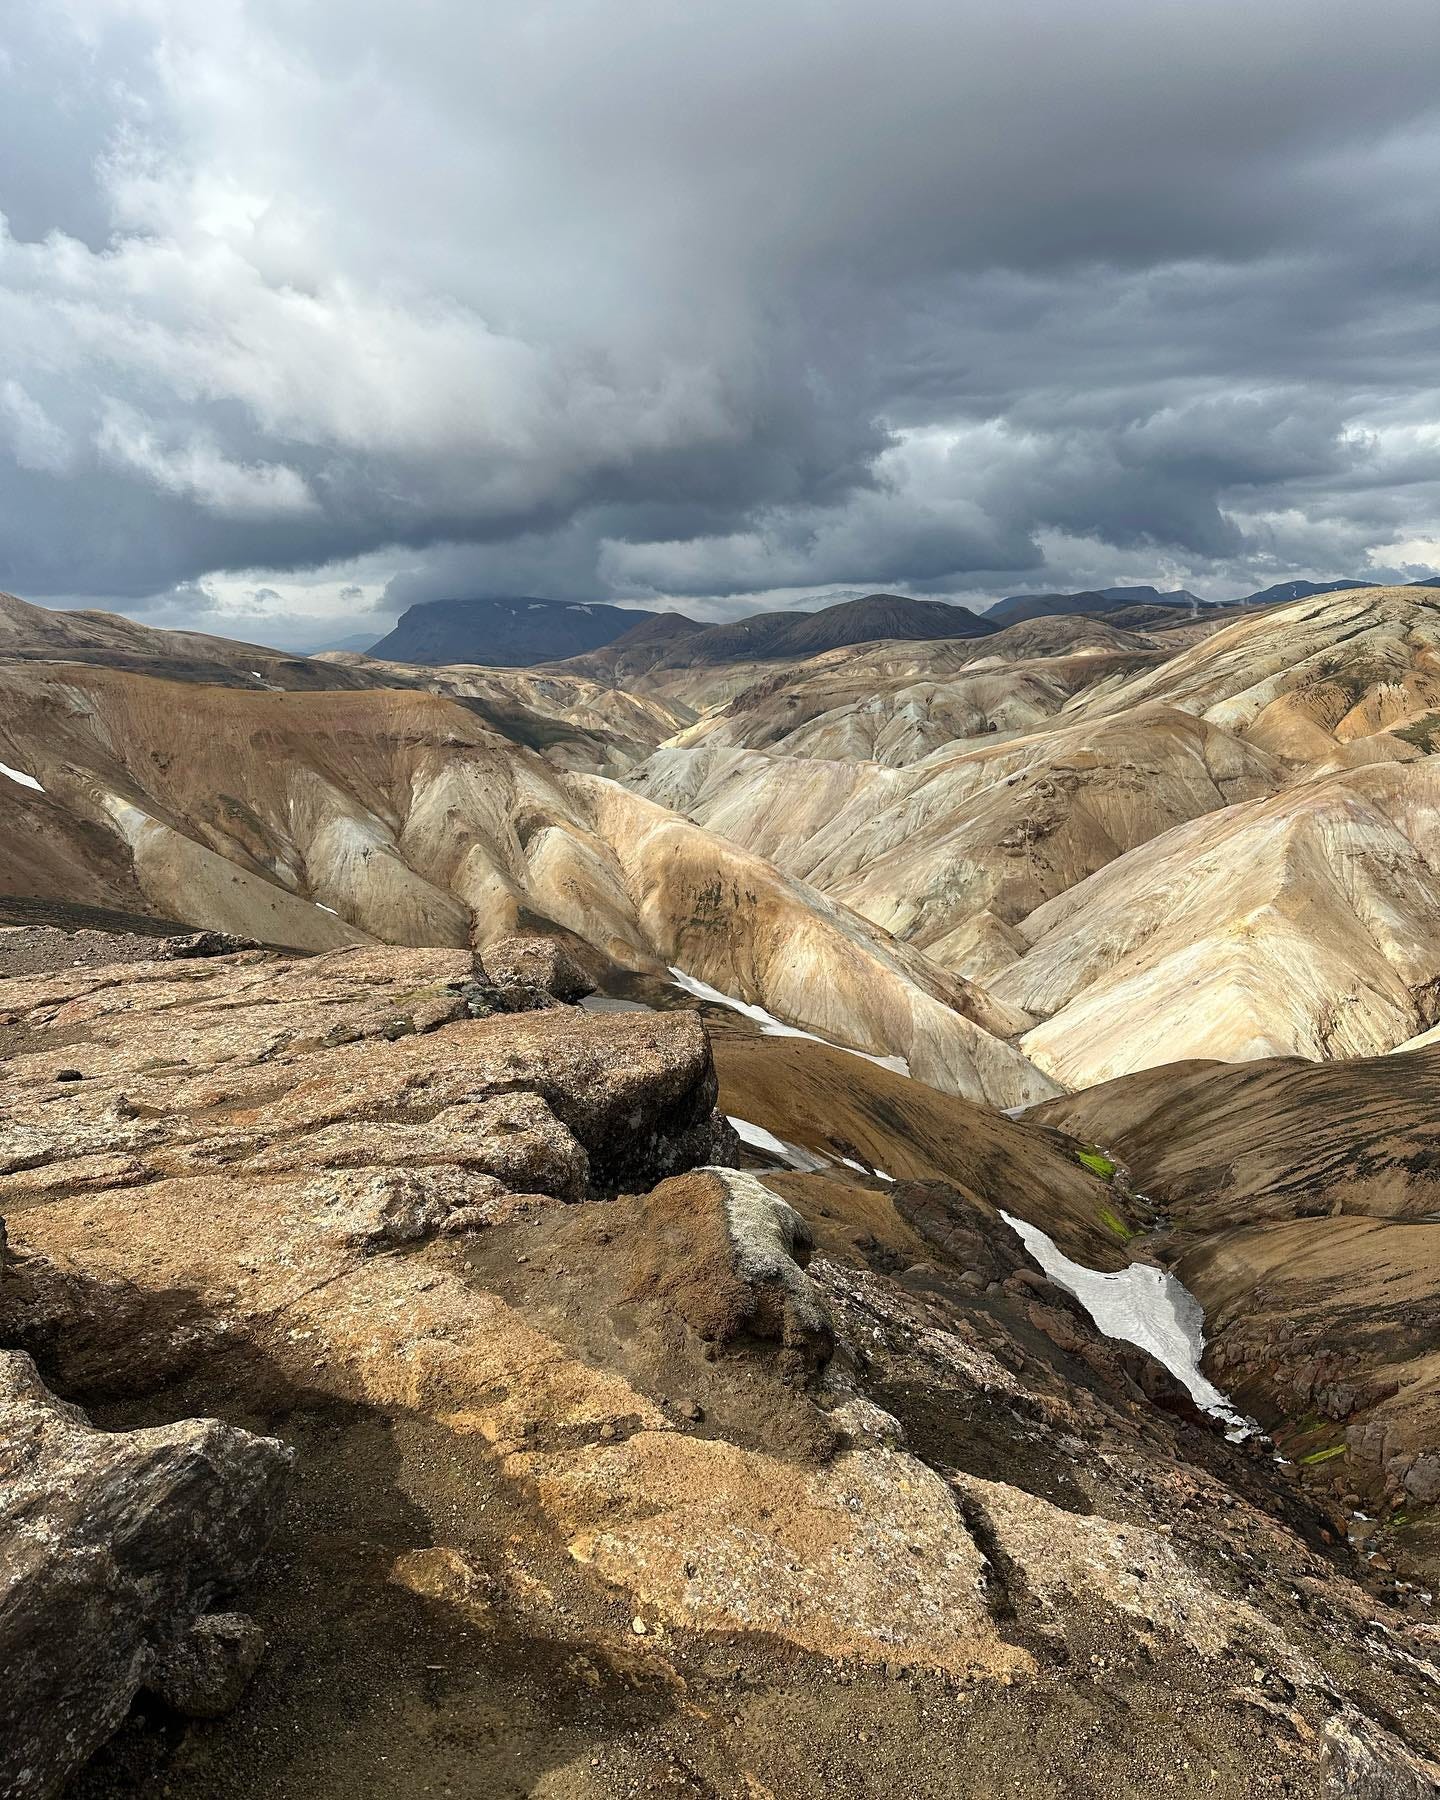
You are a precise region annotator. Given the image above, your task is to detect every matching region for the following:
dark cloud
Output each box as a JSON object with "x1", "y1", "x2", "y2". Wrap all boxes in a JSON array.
[{"x1": 1, "y1": 0, "x2": 1438, "y2": 634}]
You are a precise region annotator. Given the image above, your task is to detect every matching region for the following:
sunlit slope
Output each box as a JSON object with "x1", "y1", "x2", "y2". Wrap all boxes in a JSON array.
[{"x1": 0, "y1": 662, "x2": 1051, "y2": 1107}]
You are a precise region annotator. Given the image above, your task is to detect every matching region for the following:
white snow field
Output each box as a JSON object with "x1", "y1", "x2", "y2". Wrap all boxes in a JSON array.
[{"x1": 1000, "y1": 1210, "x2": 1254, "y2": 1437}]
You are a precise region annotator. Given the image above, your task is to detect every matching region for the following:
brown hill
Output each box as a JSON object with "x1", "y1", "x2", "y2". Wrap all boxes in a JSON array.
[
  {"x1": 551, "y1": 592, "x2": 994, "y2": 678},
  {"x1": 0, "y1": 661, "x2": 1050, "y2": 1106},
  {"x1": 1035, "y1": 1045, "x2": 1440, "y2": 1541},
  {"x1": 0, "y1": 591, "x2": 375, "y2": 691}
]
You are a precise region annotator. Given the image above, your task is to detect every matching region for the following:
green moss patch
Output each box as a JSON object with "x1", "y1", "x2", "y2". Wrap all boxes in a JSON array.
[
  {"x1": 1394, "y1": 713, "x2": 1440, "y2": 753},
  {"x1": 1097, "y1": 1205, "x2": 1137, "y2": 1243},
  {"x1": 1076, "y1": 1148, "x2": 1117, "y2": 1180}
]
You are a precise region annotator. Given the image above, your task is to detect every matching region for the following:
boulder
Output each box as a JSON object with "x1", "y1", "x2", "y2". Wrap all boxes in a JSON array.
[
  {"x1": 163, "y1": 930, "x2": 261, "y2": 959},
  {"x1": 892, "y1": 1180, "x2": 1030, "y2": 1287},
  {"x1": 1400, "y1": 1452, "x2": 1440, "y2": 1506},
  {"x1": 147, "y1": 1612, "x2": 267, "y2": 1718},
  {"x1": 1320, "y1": 1707, "x2": 1440, "y2": 1798},
  {"x1": 432, "y1": 1093, "x2": 590, "y2": 1201},
  {"x1": 373, "y1": 1008, "x2": 737, "y2": 1194},
  {"x1": 628, "y1": 1168, "x2": 833, "y2": 1379},
  {"x1": 480, "y1": 933, "x2": 595, "y2": 1006},
  {"x1": 0, "y1": 1351, "x2": 293, "y2": 1800},
  {"x1": 304, "y1": 1164, "x2": 509, "y2": 1252}
]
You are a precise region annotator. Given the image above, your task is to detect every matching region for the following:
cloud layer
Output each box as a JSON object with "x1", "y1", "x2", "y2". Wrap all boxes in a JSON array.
[{"x1": 2, "y1": 0, "x2": 1438, "y2": 640}]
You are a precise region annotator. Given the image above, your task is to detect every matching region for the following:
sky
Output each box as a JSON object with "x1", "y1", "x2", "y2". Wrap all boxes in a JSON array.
[{"x1": 2, "y1": 0, "x2": 1439, "y2": 649}]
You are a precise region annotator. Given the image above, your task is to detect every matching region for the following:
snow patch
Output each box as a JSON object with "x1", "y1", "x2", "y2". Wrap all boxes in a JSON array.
[
  {"x1": 727, "y1": 1115, "x2": 830, "y2": 1173},
  {"x1": 314, "y1": 903, "x2": 339, "y2": 915},
  {"x1": 839, "y1": 1155, "x2": 894, "y2": 1183},
  {"x1": 999, "y1": 1210, "x2": 1254, "y2": 1437},
  {"x1": 0, "y1": 761, "x2": 43, "y2": 793},
  {"x1": 669, "y1": 967, "x2": 910, "y2": 1078},
  {"x1": 725, "y1": 1115, "x2": 895, "y2": 1183}
]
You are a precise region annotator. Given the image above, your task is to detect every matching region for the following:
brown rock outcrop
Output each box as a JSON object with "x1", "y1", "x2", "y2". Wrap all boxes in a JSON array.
[
  {"x1": 0, "y1": 1351, "x2": 292, "y2": 1800},
  {"x1": 5, "y1": 938, "x2": 1440, "y2": 1795},
  {"x1": 627, "y1": 1167, "x2": 834, "y2": 1380}
]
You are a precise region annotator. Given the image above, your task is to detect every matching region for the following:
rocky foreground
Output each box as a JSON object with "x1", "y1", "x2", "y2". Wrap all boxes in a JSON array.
[{"x1": 2, "y1": 937, "x2": 1439, "y2": 1797}]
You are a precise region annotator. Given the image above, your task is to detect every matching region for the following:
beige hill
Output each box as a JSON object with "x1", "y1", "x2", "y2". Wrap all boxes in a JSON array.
[
  {"x1": 539, "y1": 610, "x2": 1205, "y2": 744},
  {"x1": 663, "y1": 618, "x2": 1162, "y2": 766},
  {"x1": 626, "y1": 586, "x2": 1440, "y2": 1084},
  {"x1": 1073, "y1": 583, "x2": 1440, "y2": 763},
  {"x1": 633, "y1": 706, "x2": 1282, "y2": 974},
  {"x1": 9, "y1": 583, "x2": 1440, "y2": 1102},
  {"x1": 997, "y1": 753, "x2": 1440, "y2": 1087},
  {"x1": 0, "y1": 662, "x2": 1050, "y2": 1107},
  {"x1": 320, "y1": 649, "x2": 688, "y2": 771},
  {"x1": 0, "y1": 590, "x2": 375, "y2": 692}
]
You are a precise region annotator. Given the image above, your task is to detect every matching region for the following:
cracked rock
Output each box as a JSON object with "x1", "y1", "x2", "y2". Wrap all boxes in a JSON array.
[{"x1": 0, "y1": 1350, "x2": 292, "y2": 1799}]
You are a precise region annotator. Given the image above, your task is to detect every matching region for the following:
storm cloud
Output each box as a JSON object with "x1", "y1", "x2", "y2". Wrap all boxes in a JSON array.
[{"x1": 1, "y1": 0, "x2": 1438, "y2": 641}]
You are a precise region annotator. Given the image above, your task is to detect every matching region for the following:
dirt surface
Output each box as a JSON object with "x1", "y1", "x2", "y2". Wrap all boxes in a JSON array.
[
  {"x1": 0, "y1": 896, "x2": 190, "y2": 938},
  {"x1": 0, "y1": 923, "x2": 193, "y2": 980}
]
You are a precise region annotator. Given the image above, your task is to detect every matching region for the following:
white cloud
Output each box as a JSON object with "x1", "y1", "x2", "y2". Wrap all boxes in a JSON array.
[
  {"x1": 95, "y1": 403, "x2": 317, "y2": 515},
  {"x1": 0, "y1": 380, "x2": 73, "y2": 473}
]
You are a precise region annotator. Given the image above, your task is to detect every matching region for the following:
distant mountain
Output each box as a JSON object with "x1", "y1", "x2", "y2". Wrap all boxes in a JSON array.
[
  {"x1": 368, "y1": 596, "x2": 663, "y2": 667},
  {"x1": 1235, "y1": 579, "x2": 1368, "y2": 608},
  {"x1": 1097, "y1": 586, "x2": 1206, "y2": 608},
  {"x1": 302, "y1": 631, "x2": 385, "y2": 656},
  {"x1": 746, "y1": 593, "x2": 994, "y2": 661},
  {"x1": 1225, "y1": 578, "x2": 1439, "y2": 608},
  {"x1": 984, "y1": 586, "x2": 1203, "y2": 627},
  {"x1": 553, "y1": 593, "x2": 993, "y2": 678},
  {"x1": 548, "y1": 611, "x2": 705, "y2": 682}
]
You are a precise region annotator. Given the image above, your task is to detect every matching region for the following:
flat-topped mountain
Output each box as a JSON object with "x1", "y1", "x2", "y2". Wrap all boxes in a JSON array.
[{"x1": 366, "y1": 595, "x2": 665, "y2": 667}]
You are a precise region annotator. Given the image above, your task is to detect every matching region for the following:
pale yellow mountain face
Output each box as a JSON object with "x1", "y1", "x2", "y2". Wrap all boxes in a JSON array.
[
  {"x1": 1071, "y1": 585, "x2": 1440, "y2": 752},
  {"x1": 0, "y1": 659, "x2": 1051, "y2": 1107},
  {"x1": 619, "y1": 586, "x2": 1440, "y2": 1088},
  {"x1": 630, "y1": 706, "x2": 1285, "y2": 964}
]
